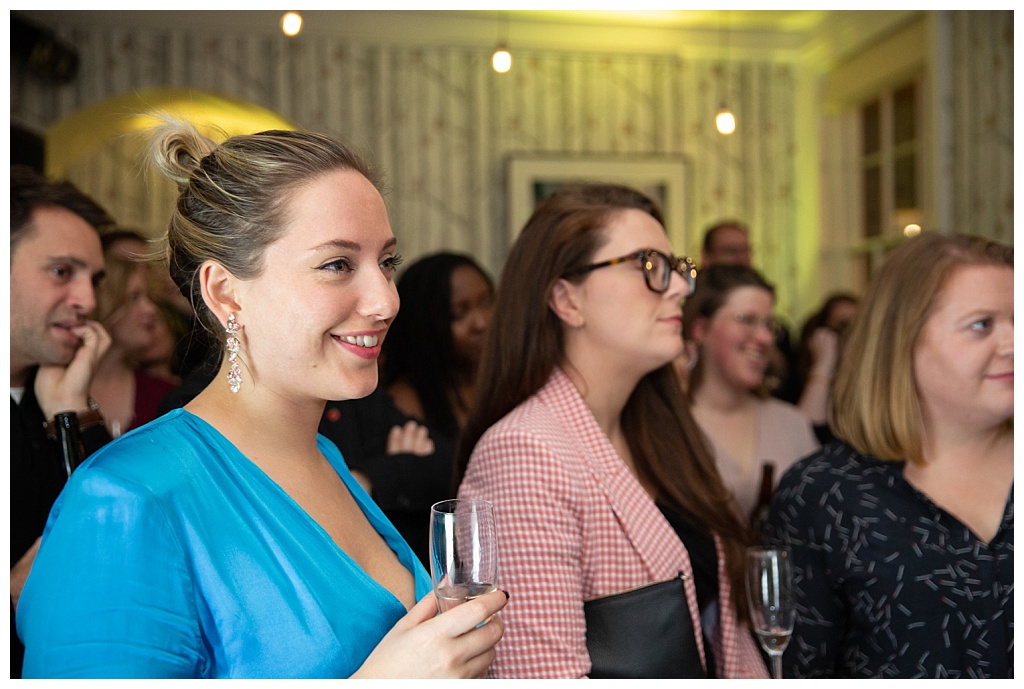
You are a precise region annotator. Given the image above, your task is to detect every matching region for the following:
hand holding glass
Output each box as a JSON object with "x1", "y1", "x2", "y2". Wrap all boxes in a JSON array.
[
  {"x1": 745, "y1": 547, "x2": 795, "y2": 679},
  {"x1": 429, "y1": 499, "x2": 498, "y2": 612}
]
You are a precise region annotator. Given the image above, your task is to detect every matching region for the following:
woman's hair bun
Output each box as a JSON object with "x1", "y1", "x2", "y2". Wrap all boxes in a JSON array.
[{"x1": 148, "y1": 115, "x2": 219, "y2": 189}]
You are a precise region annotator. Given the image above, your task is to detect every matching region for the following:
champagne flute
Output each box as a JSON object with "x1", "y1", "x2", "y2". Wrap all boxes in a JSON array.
[
  {"x1": 745, "y1": 546, "x2": 795, "y2": 679},
  {"x1": 429, "y1": 498, "x2": 498, "y2": 612}
]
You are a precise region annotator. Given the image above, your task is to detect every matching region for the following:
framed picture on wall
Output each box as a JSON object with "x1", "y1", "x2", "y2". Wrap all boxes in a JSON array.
[{"x1": 506, "y1": 155, "x2": 689, "y2": 252}]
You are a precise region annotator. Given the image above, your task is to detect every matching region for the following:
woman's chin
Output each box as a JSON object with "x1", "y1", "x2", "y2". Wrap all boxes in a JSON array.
[{"x1": 326, "y1": 372, "x2": 380, "y2": 402}]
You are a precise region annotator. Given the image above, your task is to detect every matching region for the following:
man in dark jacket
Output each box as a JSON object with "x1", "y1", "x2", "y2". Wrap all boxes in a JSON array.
[{"x1": 9, "y1": 166, "x2": 115, "y2": 677}]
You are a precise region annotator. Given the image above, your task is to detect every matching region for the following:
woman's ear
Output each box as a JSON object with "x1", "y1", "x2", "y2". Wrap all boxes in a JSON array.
[
  {"x1": 198, "y1": 260, "x2": 242, "y2": 329},
  {"x1": 548, "y1": 278, "x2": 584, "y2": 329},
  {"x1": 689, "y1": 315, "x2": 709, "y2": 347}
]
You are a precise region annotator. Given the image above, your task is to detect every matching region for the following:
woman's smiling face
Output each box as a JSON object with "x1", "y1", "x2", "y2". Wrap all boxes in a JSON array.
[
  {"x1": 235, "y1": 168, "x2": 401, "y2": 403},
  {"x1": 697, "y1": 285, "x2": 777, "y2": 393}
]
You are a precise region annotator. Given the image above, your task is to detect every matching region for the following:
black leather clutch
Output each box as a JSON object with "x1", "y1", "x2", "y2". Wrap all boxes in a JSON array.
[{"x1": 583, "y1": 572, "x2": 706, "y2": 679}]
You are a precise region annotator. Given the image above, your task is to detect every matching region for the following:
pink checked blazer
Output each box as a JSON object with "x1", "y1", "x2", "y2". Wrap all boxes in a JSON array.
[{"x1": 459, "y1": 368, "x2": 768, "y2": 679}]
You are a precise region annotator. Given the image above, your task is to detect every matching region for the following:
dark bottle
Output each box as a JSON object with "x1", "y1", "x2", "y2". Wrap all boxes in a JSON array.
[
  {"x1": 749, "y1": 461, "x2": 776, "y2": 539},
  {"x1": 55, "y1": 411, "x2": 86, "y2": 477}
]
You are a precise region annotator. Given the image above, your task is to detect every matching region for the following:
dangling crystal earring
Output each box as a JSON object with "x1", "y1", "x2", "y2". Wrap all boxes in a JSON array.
[{"x1": 225, "y1": 314, "x2": 242, "y2": 394}]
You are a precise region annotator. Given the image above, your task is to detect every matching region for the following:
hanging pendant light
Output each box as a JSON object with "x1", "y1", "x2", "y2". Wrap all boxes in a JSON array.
[
  {"x1": 492, "y1": 45, "x2": 512, "y2": 73},
  {"x1": 281, "y1": 11, "x2": 303, "y2": 37},
  {"x1": 716, "y1": 105, "x2": 736, "y2": 135},
  {"x1": 715, "y1": 11, "x2": 736, "y2": 135},
  {"x1": 491, "y1": 11, "x2": 512, "y2": 74}
]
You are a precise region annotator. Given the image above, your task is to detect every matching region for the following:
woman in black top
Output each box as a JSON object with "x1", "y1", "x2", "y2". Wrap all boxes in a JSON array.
[
  {"x1": 764, "y1": 233, "x2": 1013, "y2": 678},
  {"x1": 381, "y1": 252, "x2": 494, "y2": 442}
]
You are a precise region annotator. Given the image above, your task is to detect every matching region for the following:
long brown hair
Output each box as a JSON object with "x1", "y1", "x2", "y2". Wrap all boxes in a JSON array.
[
  {"x1": 454, "y1": 183, "x2": 752, "y2": 619},
  {"x1": 381, "y1": 252, "x2": 495, "y2": 438}
]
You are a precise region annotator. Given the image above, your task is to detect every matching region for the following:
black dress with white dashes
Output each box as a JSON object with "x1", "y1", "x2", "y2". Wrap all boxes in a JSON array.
[{"x1": 764, "y1": 442, "x2": 1013, "y2": 678}]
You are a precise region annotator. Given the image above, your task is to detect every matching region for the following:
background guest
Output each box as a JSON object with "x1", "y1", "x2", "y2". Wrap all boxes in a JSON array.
[
  {"x1": 700, "y1": 219, "x2": 753, "y2": 268},
  {"x1": 138, "y1": 302, "x2": 187, "y2": 386},
  {"x1": 455, "y1": 183, "x2": 766, "y2": 678},
  {"x1": 764, "y1": 232, "x2": 1013, "y2": 678},
  {"x1": 102, "y1": 227, "x2": 217, "y2": 379},
  {"x1": 319, "y1": 389, "x2": 451, "y2": 567},
  {"x1": 17, "y1": 121, "x2": 505, "y2": 678},
  {"x1": 9, "y1": 165, "x2": 114, "y2": 678},
  {"x1": 699, "y1": 219, "x2": 798, "y2": 401},
  {"x1": 792, "y1": 292, "x2": 859, "y2": 443},
  {"x1": 344, "y1": 251, "x2": 495, "y2": 560},
  {"x1": 88, "y1": 252, "x2": 177, "y2": 436},
  {"x1": 381, "y1": 251, "x2": 495, "y2": 442},
  {"x1": 682, "y1": 264, "x2": 818, "y2": 532}
]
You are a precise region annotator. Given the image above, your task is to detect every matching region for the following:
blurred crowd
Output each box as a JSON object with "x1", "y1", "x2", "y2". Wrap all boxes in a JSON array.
[{"x1": 9, "y1": 132, "x2": 1012, "y2": 679}]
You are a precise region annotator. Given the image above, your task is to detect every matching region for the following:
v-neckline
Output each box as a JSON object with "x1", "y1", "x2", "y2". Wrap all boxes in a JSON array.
[{"x1": 178, "y1": 408, "x2": 419, "y2": 608}]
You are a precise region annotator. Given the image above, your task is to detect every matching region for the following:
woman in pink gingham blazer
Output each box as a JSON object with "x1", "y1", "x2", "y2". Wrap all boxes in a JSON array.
[{"x1": 454, "y1": 184, "x2": 767, "y2": 679}]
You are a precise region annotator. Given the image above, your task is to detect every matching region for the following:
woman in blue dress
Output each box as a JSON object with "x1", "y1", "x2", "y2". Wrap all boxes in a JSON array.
[{"x1": 16, "y1": 119, "x2": 507, "y2": 678}]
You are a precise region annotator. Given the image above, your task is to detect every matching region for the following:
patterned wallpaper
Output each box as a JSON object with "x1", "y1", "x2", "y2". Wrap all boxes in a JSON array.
[
  {"x1": 950, "y1": 11, "x2": 1013, "y2": 245},
  {"x1": 9, "y1": 11, "x2": 1012, "y2": 320},
  {"x1": 11, "y1": 23, "x2": 803, "y2": 316}
]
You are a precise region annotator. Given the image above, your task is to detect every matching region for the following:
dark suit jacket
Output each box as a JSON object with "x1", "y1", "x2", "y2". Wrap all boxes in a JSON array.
[{"x1": 10, "y1": 367, "x2": 112, "y2": 678}]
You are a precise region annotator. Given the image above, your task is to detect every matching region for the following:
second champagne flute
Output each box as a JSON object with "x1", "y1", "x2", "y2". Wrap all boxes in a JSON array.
[
  {"x1": 746, "y1": 546, "x2": 795, "y2": 679},
  {"x1": 429, "y1": 498, "x2": 498, "y2": 612}
]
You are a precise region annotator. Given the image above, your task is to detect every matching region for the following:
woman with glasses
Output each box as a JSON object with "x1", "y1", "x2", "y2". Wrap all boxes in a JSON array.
[
  {"x1": 682, "y1": 264, "x2": 819, "y2": 534},
  {"x1": 453, "y1": 183, "x2": 766, "y2": 678},
  {"x1": 764, "y1": 233, "x2": 1013, "y2": 678}
]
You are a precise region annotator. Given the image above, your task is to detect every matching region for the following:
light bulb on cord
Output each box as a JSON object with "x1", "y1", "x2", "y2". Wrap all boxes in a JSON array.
[
  {"x1": 281, "y1": 11, "x2": 303, "y2": 37},
  {"x1": 492, "y1": 45, "x2": 512, "y2": 73},
  {"x1": 716, "y1": 106, "x2": 736, "y2": 135}
]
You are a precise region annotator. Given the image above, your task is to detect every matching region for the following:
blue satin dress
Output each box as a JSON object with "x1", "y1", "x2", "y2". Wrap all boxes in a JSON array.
[{"x1": 17, "y1": 409, "x2": 432, "y2": 678}]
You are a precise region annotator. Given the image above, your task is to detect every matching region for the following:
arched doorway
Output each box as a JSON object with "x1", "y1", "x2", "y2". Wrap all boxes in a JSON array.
[{"x1": 46, "y1": 88, "x2": 294, "y2": 237}]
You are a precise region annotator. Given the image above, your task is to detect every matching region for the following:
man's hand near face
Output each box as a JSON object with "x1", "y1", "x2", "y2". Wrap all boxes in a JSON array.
[{"x1": 34, "y1": 320, "x2": 111, "y2": 418}]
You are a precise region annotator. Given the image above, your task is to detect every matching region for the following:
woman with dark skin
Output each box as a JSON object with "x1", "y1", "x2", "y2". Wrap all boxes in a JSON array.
[{"x1": 381, "y1": 252, "x2": 494, "y2": 441}]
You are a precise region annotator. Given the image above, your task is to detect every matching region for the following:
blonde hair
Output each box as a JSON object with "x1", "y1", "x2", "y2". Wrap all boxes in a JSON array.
[
  {"x1": 148, "y1": 117, "x2": 381, "y2": 339},
  {"x1": 830, "y1": 232, "x2": 1013, "y2": 464},
  {"x1": 95, "y1": 253, "x2": 147, "y2": 331}
]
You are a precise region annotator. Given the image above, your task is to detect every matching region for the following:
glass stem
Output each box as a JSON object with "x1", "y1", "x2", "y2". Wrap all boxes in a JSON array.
[{"x1": 771, "y1": 652, "x2": 783, "y2": 679}]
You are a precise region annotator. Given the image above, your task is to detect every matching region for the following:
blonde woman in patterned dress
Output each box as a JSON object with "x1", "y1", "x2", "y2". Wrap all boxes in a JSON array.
[{"x1": 765, "y1": 233, "x2": 1013, "y2": 678}]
